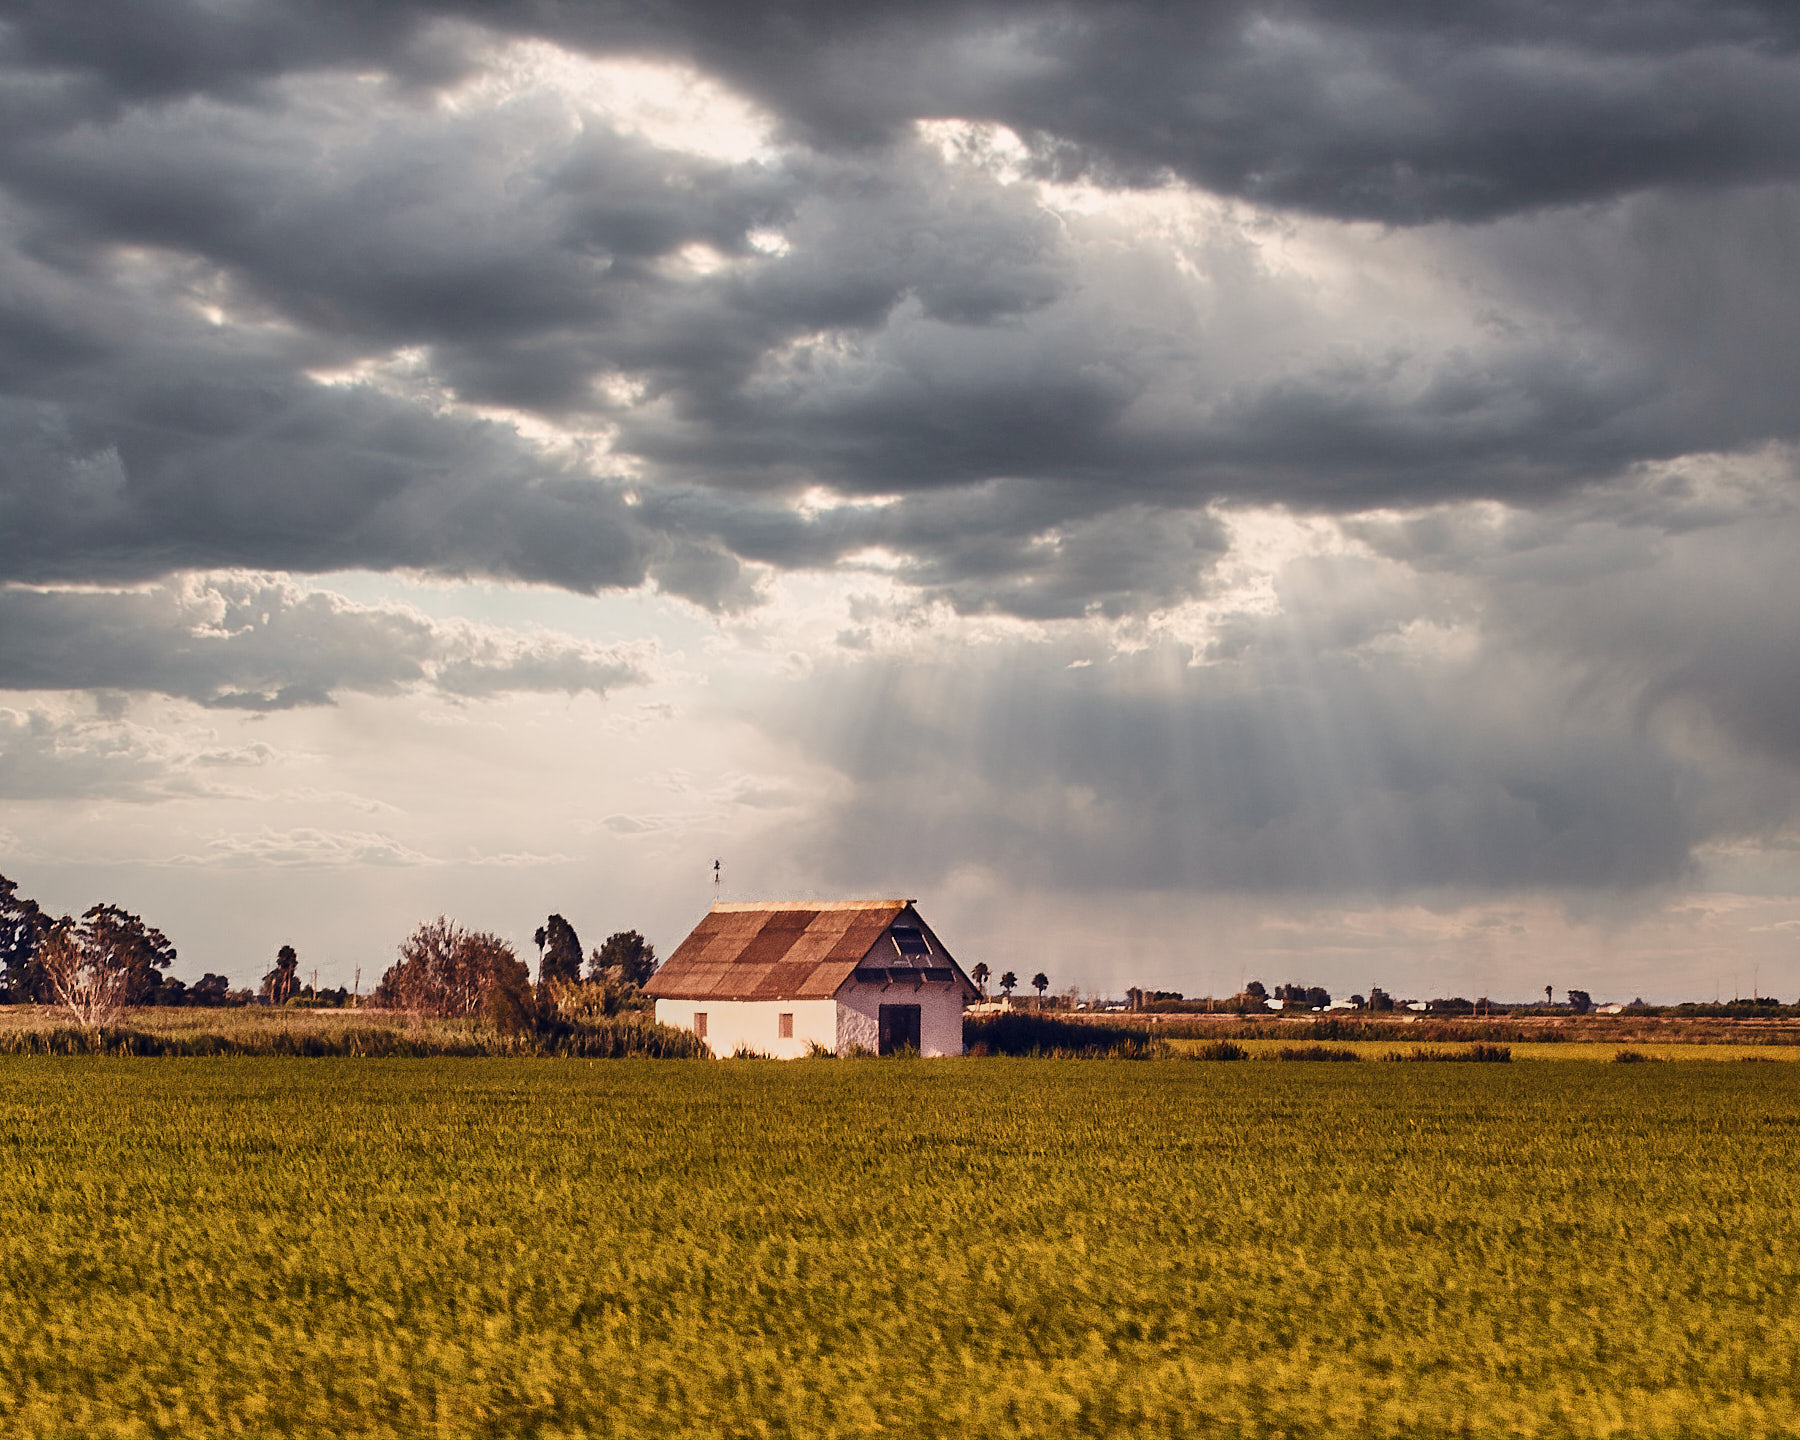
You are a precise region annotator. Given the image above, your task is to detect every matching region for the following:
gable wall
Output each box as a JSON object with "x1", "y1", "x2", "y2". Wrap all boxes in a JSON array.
[{"x1": 835, "y1": 979, "x2": 966, "y2": 1057}]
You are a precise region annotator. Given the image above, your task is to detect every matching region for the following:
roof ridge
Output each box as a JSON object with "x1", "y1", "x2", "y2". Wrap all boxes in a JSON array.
[{"x1": 708, "y1": 898, "x2": 911, "y2": 912}]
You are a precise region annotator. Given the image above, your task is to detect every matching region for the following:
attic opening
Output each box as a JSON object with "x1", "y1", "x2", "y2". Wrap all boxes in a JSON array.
[{"x1": 889, "y1": 925, "x2": 931, "y2": 959}]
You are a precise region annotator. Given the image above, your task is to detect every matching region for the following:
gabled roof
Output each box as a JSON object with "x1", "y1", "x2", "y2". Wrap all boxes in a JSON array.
[{"x1": 644, "y1": 899, "x2": 976, "y2": 1002}]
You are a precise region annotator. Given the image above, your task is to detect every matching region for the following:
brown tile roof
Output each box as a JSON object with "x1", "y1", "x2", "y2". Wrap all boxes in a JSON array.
[{"x1": 645, "y1": 899, "x2": 975, "y2": 1001}]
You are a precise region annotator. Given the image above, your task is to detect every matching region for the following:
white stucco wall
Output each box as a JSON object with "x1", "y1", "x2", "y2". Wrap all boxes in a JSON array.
[
  {"x1": 657, "y1": 985, "x2": 966, "y2": 1057},
  {"x1": 835, "y1": 980, "x2": 966, "y2": 1057},
  {"x1": 654, "y1": 998, "x2": 838, "y2": 1058}
]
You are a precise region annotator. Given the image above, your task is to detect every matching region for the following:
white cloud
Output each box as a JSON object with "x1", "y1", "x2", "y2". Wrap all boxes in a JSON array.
[{"x1": 166, "y1": 827, "x2": 439, "y2": 869}]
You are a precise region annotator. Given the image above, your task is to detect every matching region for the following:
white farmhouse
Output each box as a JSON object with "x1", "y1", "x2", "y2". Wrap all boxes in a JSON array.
[{"x1": 644, "y1": 899, "x2": 977, "y2": 1057}]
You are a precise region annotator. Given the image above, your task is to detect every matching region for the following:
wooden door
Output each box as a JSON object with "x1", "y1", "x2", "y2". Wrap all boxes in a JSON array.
[{"x1": 878, "y1": 1004, "x2": 921, "y2": 1055}]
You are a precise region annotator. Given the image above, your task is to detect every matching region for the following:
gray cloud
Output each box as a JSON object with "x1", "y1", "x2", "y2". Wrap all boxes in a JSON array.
[
  {"x1": 0, "y1": 576, "x2": 656, "y2": 708},
  {"x1": 752, "y1": 469, "x2": 1800, "y2": 897},
  {"x1": 766, "y1": 637, "x2": 1705, "y2": 898}
]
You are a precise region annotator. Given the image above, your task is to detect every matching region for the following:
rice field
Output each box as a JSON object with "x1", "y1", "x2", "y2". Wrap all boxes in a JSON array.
[
  {"x1": 5, "y1": 1056, "x2": 1800, "y2": 1438},
  {"x1": 1164, "y1": 1036, "x2": 1800, "y2": 1063}
]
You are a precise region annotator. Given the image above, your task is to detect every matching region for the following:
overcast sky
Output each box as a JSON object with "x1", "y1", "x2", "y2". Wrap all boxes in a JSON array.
[{"x1": 4, "y1": 0, "x2": 1799, "y2": 1002}]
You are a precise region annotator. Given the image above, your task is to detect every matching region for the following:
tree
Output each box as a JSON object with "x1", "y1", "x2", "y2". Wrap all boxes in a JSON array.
[
  {"x1": 75, "y1": 904, "x2": 175, "y2": 1005},
  {"x1": 590, "y1": 930, "x2": 658, "y2": 988},
  {"x1": 537, "y1": 914, "x2": 584, "y2": 987},
  {"x1": 189, "y1": 973, "x2": 231, "y2": 1007},
  {"x1": 40, "y1": 920, "x2": 132, "y2": 1027},
  {"x1": 972, "y1": 962, "x2": 991, "y2": 996},
  {"x1": 1, "y1": 872, "x2": 51, "y2": 1004},
  {"x1": 262, "y1": 945, "x2": 301, "y2": 1005},
  {"x1": 372, "y1": 917, "x2": 528, "y2": 1019},
  {"x1": 1567, "y1": 989, "x2": 1593, "y2": 1015},
  {"x1": 1244, "y1": 980, "x2": 1268, "y2": 1002},
  {"x1": 1545, "y1": 984, "x2": 1554, "y2": 1007},
  {"x1": 1032, "y1": 971, "x2": 1049, "y2": 1006},
  {"x1": 16, "y1": 898, "x2": 175, "y2": 1019},
  {"x1": 999, "y1": 970, "x2": 1017, "y2": 998},
  {"x1": 1368, "y1": 987, "x2": 1394, "y2": 1012}
]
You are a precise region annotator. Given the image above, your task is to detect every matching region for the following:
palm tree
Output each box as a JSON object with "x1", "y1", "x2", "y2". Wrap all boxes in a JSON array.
[
  {"x1": 972, "y1": 962, "x2": 990, "y2": 997},
  {"x1": 999, "y1": 970, "x2": 1018, "y2": 1001},
  {"x1": 1032, "y1": 971, "x2": 1049, "y2": 1008},
  {"x1": 265, "y1": 944, "x2": 300, "y2": 1005}
]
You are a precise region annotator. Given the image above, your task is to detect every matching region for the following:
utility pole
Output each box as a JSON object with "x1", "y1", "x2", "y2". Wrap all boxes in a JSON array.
[{"x1": 353, "y1": 966, "x2": 361, "y2": 1009}]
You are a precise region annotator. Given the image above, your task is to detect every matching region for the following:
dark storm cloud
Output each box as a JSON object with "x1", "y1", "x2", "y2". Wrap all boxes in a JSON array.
[
  {"x1": 0, "y1": 578, "x2": 655, "y2": 708},
  {"x1": 9, "y1": 1, "x2": 1799, "y2": 221},
  {"x1": 0, "y1": 0, "x2": 1796, "y2": 623}
]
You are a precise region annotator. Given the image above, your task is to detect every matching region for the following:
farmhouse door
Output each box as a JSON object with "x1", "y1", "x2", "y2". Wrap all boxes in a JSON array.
[{"x1": 878, "y1": 1004, "x2": 922, "y2": 1055}]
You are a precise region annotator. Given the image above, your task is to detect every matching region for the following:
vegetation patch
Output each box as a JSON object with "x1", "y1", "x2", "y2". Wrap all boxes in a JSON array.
[
  {"x1": 964, "y1": 1012, "x2": 1170, "y2": 1058},
  {"x1": 1273, "y1": 1043, "x2": 1361, "y2": 1061},
  {"x1": 0, "y1": 1015, "x2": 705, "y2": 1059},
  {"x1": 1385, "y1": 1043, "x2": 1513, "y2": 1063}
]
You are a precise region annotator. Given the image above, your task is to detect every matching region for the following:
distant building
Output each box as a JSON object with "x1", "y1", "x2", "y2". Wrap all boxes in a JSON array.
[{"x1": 644, "y1": 899, "x2": 978, "y2": 1057}]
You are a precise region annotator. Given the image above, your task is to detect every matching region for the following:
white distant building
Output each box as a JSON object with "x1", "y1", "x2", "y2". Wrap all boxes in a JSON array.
[{"x1": 644, "y1": 899, "x2": 978, "y2": 1057}]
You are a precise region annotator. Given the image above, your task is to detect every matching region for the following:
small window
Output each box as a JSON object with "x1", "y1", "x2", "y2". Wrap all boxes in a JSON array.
[
  {"x1": 779, "y1": 1012, "x2": 794, "y2": 1038},
  {"x1": 693, "y1": 1012, "x2": 707, "y2": 1038}
]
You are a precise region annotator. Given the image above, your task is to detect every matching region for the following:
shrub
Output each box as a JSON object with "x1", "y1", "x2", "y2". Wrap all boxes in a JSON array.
[
  {"x1": 1190, "y1": 1040, "x2": 1249, "y2": 1061},
  {"x1": 1274, "y1": 1044, "x2": 1360, "y2": 1062},
  {"x1": 372, "y1": 918, "x2": 529, "y2": 1019},
  {"x1": 1614, "y1": 1049, "x2": 1664, "y2": 1064}
]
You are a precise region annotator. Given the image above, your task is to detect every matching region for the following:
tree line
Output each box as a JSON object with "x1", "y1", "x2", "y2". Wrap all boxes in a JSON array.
[{"x1": 2, "y1": 872, "x2": 658, "y2": 1032}]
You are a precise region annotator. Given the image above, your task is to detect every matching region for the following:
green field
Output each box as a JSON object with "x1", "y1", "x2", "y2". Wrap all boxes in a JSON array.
[{"x1": 6, "y1": 1057, "x2": 1800, "y2": 1438}]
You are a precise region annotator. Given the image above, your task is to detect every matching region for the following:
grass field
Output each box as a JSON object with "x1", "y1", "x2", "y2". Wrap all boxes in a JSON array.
[{"x1": 6, "y1": 1057, "x2": 1800, "y2": 1438}]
